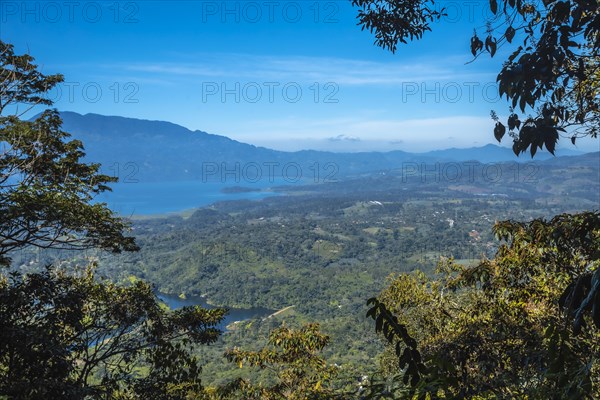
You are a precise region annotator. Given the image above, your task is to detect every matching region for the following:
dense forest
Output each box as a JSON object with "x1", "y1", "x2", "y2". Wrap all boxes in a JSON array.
[{"x1": 1, "y1": 0, "x2": 599, "y2": 399}]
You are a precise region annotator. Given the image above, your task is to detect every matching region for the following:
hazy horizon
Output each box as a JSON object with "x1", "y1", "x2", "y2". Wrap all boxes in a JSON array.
[
  {"x1": 54, "y1": 110, "x2": 596, "y2": 155},
  {"x1": 6, "y1": 1, "x2": 598, "y2": 153}
]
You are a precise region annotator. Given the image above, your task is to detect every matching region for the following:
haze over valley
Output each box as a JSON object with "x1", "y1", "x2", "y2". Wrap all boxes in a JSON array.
[{"x1": 3, "y1": 1, "x2": 600, "y2": 397}]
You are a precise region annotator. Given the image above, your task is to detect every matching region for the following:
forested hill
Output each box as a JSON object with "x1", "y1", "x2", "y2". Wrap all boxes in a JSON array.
[{"x1": 55, "y1": 111, "x2": 586, "y2": 182}]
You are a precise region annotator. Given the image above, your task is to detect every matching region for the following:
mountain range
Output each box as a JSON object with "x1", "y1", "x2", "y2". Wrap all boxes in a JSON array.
[{"x1": 54, "y1": 111, "x2": 591, "y2": 182}]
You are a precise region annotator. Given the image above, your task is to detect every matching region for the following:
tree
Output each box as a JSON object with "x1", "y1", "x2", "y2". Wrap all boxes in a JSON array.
[
  {"x1": 0, "y1": 40, "x2": 138, "y2": 266},
  {"x1": 354, "y1": 3, "x2": 600, "y2": 395},
  {"x1": 0, "y1": 41, "x2": 63, "y2": 116},
  {"x1": 0, "y1": 265, "x2": 226, "y2": 399},
  {"x1": 353, "y1": 0, "x2": 599, "y2": 156},
  {"x1": 0, "y1": 41, "x2": 228, "y2": 399},
  {"x1": 367, "y1": 212, "x2": 600, "y2": 398},
  {"x1": 216, "y1": 323, "x2": 340, "y2": 399}
]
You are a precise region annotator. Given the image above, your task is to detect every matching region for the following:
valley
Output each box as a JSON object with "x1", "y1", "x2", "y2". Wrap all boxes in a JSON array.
[
  {"x1": 9, "y1": 113, "x2": 599, "y2": 389},
  {"x1": 89, "y1": 149, "x2": 599, "y2": 386}
]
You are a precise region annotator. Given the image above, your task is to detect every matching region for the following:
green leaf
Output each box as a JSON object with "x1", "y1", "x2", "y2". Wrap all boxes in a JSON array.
[
  {"x1": 471, "y1": 34, "x2": 483, "y2": 56},
  {"x1": 508, "y1": 114, "x2": 521, "y2": 130},
  {"x1": 494, "y1": 122, "x2": 506, "y2": 142},
  {"x1": 530, "y1": 143, "x2": 537, "y2": 158},
  {"x1": 485, "y1": 35, "x2": 497, "y2": 57},
  {"x1": 375, "y1": 314, "x2": 383, "y2": 332},
  {"x1": 545, "y1": 131, "x2": 557, "y2": 155},
  {"x1": 512, "y1": 141, "x2": 521, "y2": 156},
  {"x1": 490, "y1": 0, "x2": 498, "y2": 14},
  {"x1": 366, "y1": 306, "x2": 377, "y2": 319},
  {"x1": 505, "y1": 26, "x2": 516, "y2": 43}
]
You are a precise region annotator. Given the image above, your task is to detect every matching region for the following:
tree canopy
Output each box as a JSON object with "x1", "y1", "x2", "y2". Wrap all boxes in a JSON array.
[
  {"x1": 0, "y1": 40, "x2": 138, "y2": 266},
  {"x1": 0, "y1": 266, "x2": 226, "y2": 399},
  {"x1": 218, "y1": 323, "x2": 340, "y2": 399},
  {"x1": 353, "y1": 0, "x2": 600, "y2": 156},
  {"x1": 0, "y1": 41, "x2": 228, "y2": 399},
  {"x1": 368, "y1": 212, "x2": 600, "y2": 398}
]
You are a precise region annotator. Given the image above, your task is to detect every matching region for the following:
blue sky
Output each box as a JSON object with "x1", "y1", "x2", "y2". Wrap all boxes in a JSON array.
[{"x1": 2, "y1": 1, "x2": 597, "y2": 152}]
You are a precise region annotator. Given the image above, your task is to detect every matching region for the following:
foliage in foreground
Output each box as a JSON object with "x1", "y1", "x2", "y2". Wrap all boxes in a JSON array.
[
  {"x1": 210, "y1": 323, "x2": 340, "y2": 400},
  {"x1": 0, "y1": 40, "x2": 138, "y2": 267},
  {"x1": 0, "y1": 266, "x2": 226, "y2": 399},
  {"x1": 353, "y1": 0, "x2": 599, "y2": 156},
  {"x1": 0, "y1": 39, "x2": 236, "y2": 400},
  {"x1": 370, "y1": 212, "x2": 600, "y2": 399}
]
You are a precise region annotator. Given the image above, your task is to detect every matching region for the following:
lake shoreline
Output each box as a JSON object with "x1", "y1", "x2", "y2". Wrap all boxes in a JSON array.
[{"x1": 157, "y1": 292, "x2": 276, "y2": 331}]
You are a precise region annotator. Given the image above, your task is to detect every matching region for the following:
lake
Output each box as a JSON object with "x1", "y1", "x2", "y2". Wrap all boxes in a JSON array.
[
  {"x1": 157, "y1": 293, "x2": 275, "y2": 330},
  {"x1": 101, "y1": 179, "x2": 288, "y2": 327},
  {"x1": 96, "y1": 179, "x2": 294, "y2": 215}
]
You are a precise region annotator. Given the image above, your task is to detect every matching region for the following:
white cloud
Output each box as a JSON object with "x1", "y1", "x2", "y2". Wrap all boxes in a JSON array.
[
  {"x1": 328, "y1": 134, "x2": 361, "y2": 142},
  {"x1": 223, "y1": 115, "x2": 496, "y2": 152},
  {"x1": 119, "y1": 53, "x2": 495, "y2": 87}
]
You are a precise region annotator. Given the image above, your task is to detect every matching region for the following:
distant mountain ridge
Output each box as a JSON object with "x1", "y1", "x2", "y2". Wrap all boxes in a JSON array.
[{"x1": 53, "y1": 111, "x2": 591, "y2": 182}]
